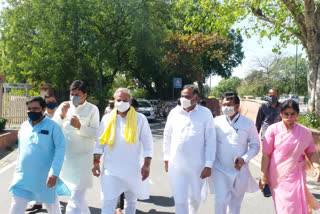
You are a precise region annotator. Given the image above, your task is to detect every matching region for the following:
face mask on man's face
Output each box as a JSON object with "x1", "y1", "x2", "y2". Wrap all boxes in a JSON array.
[
  {"x1": 28, "y1": 111, "x2": 43, "y2": 121},
  {"x1": 180, "y1": 97, "x2": 192, "y2": 109},
  {"x1": 222, "y1": 106, "x2": 235, "y2": 117},
  {"x1": 46, "y1": 102, "x2": 57, "y2": 110},
  {"x1": 70, "y1": 95, "x2": 81, "y2": 107},
  {"x1": 266, "y1": 96, "x2": 278, "y2": 104},
  {"x1": 115, "y1": 101, "x2": 130, "y2": 112}
]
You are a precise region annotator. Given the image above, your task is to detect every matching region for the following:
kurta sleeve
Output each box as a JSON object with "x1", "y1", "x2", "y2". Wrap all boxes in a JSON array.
[
  {"x1": 139, "y1": 115, "x2": 153, "y2": 158},
  {"x1": 262, "y1": 125, "x2": 275, "y2": 155},
  {"x1": 52, "y1": 102, "x2": 67, "y2": 125},
  {"x1": 78, "y1": 105, "x2": 100, "y2": 139},
  {"x1": 242, "y1": 119, "x2": 260, "y2": 163},
  {"x1": 49, "y1": 124, "x2": 66, "y2": 177},
  {"x1": 94, "y1": 114, "x2": 108, "y2": 154},
  {"x1": 204, "y1": 114, "x2": 216, "y2": 168},
  {"x1": 255, "y1": 105, "x2": 264, "y2": 133},
  {"x1": 163, "y1": 111, "x2": 173, "y2": 161}
]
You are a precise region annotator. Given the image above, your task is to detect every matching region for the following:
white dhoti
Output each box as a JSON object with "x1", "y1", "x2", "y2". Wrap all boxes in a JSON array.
[
  {"x1": 212, "y1": 165, "x2": 259, "y2": 214},
  {"x1": 168, "y1": 164, "x2": 207, "y2": 214},
  {"x1": 9, "y1": 195, "x2": 61, "y2": 214}
]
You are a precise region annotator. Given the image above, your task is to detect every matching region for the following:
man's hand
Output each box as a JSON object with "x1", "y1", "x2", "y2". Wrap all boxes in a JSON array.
[
  {"x1": 234, "y1": 157, "x2": 245, "y2": 171},
  {"x1": 164, "y1": 161, "x2": 168, "y2": 172},
  {"x1": 141, "y1": 157, "x2": 152, "y2": 181},
  {"x1": 200, "y1": 167, "x2": 211, "y2": 179},
  {"x1": 70, "y1": 116, "x2": 81, "y2": 129},
  {"x1": 46, "y1": 175, "x2": 57, "y2": 188},
  {"x1": 60, "y1": 102, "x2": 70, "y2": 119},
  {"x1": 92, "y1": 163, "x2": 101, "y2": 177}
]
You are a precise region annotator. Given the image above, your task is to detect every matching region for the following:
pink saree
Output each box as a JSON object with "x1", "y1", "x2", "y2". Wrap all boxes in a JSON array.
[{"x1": 263, "y1": 122, "x2": 320, "y2": 214}]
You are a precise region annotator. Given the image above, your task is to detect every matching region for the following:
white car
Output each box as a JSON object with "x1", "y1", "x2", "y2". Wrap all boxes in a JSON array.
[
  {"x1": 278, "y1": 94, "x2": 300, "y2": 104},
  {"x1": 137, "y1": 99, "x2": 155, "y2": 121}
]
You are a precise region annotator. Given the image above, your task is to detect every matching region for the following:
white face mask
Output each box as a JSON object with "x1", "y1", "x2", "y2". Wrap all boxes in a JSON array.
[
  {"x1": 115, "y1": 101, "x2": 130, "y2": 112},
  {"x1": 180, "y1": 97, "x2": 192, "y2": 109},
  {"x1": 222, "y1": 106, "x2": 235, "y2": 117}
]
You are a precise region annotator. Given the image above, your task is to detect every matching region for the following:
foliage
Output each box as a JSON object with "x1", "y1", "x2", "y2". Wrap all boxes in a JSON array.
[
  {"x1": 297, "y1": 112, "x2": 320, "y2": 130},
  {"x1": 131, "y1": 89, "x2": 149, "y2": 99},
  {"x1": 10, "y1": 89, "x2": 40, "y2": 97},
  {"x1": 237, "y1": 55, "x2": 308, "y2": 97},
  {"x1": 211, "y1": 77, "x2": 242, "y2": 98},
  {"x1": 0, "y1": 118, "x2": 7, "y2": 132}
]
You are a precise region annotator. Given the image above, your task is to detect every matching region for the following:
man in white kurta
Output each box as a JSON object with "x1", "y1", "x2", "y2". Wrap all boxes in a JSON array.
[
  {"x1": 163, "y1": 85, "x2": 216, "y2": 214},
  {"x1": 53, "y1": 80, "x2": 100, "y2": 214},
  {"x1": 210, "y1": 92, "x2": 260, "y2": 214},
  {"x1": 92, "y1": 88, "x2": 153, "y2": 214}
]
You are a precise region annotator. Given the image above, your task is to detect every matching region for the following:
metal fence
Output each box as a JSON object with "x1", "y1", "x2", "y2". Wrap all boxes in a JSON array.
[{"x1": 1, "y1": 93, "x2": 28, "y2": 129}]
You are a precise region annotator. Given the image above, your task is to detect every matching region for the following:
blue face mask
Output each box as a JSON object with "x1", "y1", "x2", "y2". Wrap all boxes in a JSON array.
[
  {"x1": 46, "y1": 102, "x2": 57, "y2": 110},
  {"x1": 265, "y1": 96, "x2": 278, "y2": 104},
  {"x1": 70, "y1": 96, "x2": 81, "y2": 107},
  {"x1": 28, "y1": 111, "x2": 43, "y2": 121}
]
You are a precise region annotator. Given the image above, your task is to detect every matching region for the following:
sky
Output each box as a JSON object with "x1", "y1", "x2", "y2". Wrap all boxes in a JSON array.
[{"x1": 207, "y1": 30, "x2": 305, "y2": 87}]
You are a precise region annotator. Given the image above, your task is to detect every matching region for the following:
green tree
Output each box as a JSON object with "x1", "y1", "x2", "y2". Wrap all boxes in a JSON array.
[{"x1": 211, "y1": 76, "x2": 242, "y2": 98}]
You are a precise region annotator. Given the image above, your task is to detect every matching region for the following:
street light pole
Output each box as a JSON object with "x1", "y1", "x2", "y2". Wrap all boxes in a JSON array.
[{"x1": 294, "y1": 44, "x2": 298, "y2": 94}]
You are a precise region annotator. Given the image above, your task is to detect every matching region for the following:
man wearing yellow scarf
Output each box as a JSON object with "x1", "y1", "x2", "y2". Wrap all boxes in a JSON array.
[{"x1": 92, "y1": 88, "x2": 153, "y2": 214}]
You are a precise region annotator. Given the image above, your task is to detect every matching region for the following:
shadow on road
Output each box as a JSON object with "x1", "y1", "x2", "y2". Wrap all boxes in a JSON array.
[
  {"x1": 139, "y1": 195, "x2": 174, "y2": 207},
  {"x1": 136, "y1": 209, "x2": 174, "y2": 214}
]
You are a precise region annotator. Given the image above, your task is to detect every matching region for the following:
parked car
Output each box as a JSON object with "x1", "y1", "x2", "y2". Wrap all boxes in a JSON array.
[
  {"x1": 136, "y1": 99, "x2": 155, "y2": 121},
  {"x1": 278, "y1": 94, "x2": 300, "y2": 104}
]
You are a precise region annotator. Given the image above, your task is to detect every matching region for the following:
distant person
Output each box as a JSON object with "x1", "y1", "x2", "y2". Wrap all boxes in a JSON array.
[
  {"x1": 260, "y1": 99, "x2": 320, "y2": 213},
  {"x1": 163, "y1": 85, "x2": 216, "y2": 214},
  {"x1": 26, "y1": 94, "x2": 59, "y2": 211},
  {"x1": 210, "y1": 92, "x2": 260, "y2": 214},
  {"x1": 256, "y1": 88, "x2": 281, "y2": 142},
  {"x1": 45, "y1": 94, "x2": 58, "y2": 119},
  {"x1": 92, "y1": 88, "x2": 153, "y2": 214},
  {"x1": 53, "y1": 80, "x2": 100, "y2": 214},
  {"x1": 199, "y1": 100, "x2": 206, "y2": 107},
  {"x1": 105, "y1": 100, "x2": 115, "y2": 114},
  {"x1": 9, "y1": 96, "x2": 66, "y2": 214}
]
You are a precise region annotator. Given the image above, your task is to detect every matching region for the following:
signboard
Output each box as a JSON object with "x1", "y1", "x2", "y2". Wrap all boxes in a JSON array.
[{"x1": 174, "y1": 78, "x2": 182, "y2": 88}]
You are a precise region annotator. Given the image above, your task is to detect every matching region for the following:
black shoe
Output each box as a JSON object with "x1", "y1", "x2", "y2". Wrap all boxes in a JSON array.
[{"x1": 26, "y1": 203, "x2": 43, "y2": 211}]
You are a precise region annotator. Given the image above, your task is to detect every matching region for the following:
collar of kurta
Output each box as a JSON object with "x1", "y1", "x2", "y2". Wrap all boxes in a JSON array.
[
  {"x1": 226, "y1": 112, "x2": 240, "y2": 125},
  {"x1": 70, "y1": 100, "x2": 88, "y2": 110},
  {"x1": 179, "y1": 104, "x2": 199, "y2": 113}
]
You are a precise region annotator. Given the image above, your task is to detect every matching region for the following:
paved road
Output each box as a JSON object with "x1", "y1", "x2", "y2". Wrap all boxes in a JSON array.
[{"x1": 1, "y1": 119, "x2": 320, "y2": 213}]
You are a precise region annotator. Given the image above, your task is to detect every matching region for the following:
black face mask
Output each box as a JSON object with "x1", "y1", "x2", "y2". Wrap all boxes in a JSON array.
[
  {"x1": 46, "y1": 102, "x2": 57, "y2": 110},
  {"x1": 28, "y1": 111, "x2": 43, "y2": 121}
]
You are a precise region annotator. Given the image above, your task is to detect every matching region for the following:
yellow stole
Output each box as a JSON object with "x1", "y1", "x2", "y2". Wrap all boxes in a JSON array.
[{"x1": 99, "y1": 106, "x2": 137, "y2": 150}]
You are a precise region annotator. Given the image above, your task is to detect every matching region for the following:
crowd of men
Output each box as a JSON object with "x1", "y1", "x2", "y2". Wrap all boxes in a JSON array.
[{"x1": 7, "y1": 80, "x2": 283, "y2": 214}]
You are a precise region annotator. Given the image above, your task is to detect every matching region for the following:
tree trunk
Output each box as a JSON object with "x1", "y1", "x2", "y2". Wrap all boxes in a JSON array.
[{"x1": 197, "y1": 81, "x2": 205, "y2": 98}]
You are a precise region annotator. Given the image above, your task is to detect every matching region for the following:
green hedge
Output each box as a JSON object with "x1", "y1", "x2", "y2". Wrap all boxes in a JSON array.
[{"x1": 0, "y1": 118, "x2": 7, "y2": 132}]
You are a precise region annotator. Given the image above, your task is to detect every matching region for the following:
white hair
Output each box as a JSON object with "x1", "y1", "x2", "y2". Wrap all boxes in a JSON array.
[{"x1": 113, "y1": 88, "x2": 132, "y2": 99}]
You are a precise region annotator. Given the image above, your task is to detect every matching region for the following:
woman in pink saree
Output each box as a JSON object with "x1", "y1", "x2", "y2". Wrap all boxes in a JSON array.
[{"x1": 260, "y1": 99, "x2": 320, "y2": 214}]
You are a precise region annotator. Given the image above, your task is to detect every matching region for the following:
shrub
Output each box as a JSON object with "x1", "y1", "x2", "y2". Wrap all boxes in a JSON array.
[
  {"x1": 298, "y1": 112, "x2": 320, "y2": 130},
  {"x1": 0, "y1": 118, "x2": 7, "y2": 132}
]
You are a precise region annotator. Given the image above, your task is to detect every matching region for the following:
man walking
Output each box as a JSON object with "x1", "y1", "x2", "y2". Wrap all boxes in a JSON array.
[
  {"x1": 9, "y1": 96, "x2": 66, "y2": 214},
  {"x1": 53, "y1": 80, "x2": 100, "y2": 214},
  {"x1": 92, "y1": 88, "x2": 153, "y2": 214},
  {"x1": 210, "y1": 92, "x2": 260, "y2": 214},
  {"x1": 163, "y1": 85, "x2": 216, "y2": 214},
  {"x1": 256, "y1": 88, "x2": 281, "y2": 142}
]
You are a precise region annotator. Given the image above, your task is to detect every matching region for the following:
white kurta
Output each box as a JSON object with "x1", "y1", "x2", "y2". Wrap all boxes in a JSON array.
[
  {"x1": 94, "y1": 112, "x2": 153, "y2": 200},
  {"x1": 53, "y1": 101, "x2": 100, "y2": 190},
  {"x1": 210, "y1": 113, "x2": 260, "y2": 196},
  {"x1": 163, "y1": 105, "x2": 216, "y2": 203}
]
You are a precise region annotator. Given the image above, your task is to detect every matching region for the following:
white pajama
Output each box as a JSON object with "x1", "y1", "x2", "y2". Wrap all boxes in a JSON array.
[
  {"x1": 101, "y1": 190, "x2": 137, "y2": 214},
  {"x1": 163, "y1": 105, "x2": 216, "y2": 214},
  {"x1": 9, "y1": 195, "x2": 61, "y2": 214},
  {"x1": 65, "y1": 189, "x2": 90, "y2": 214}
]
